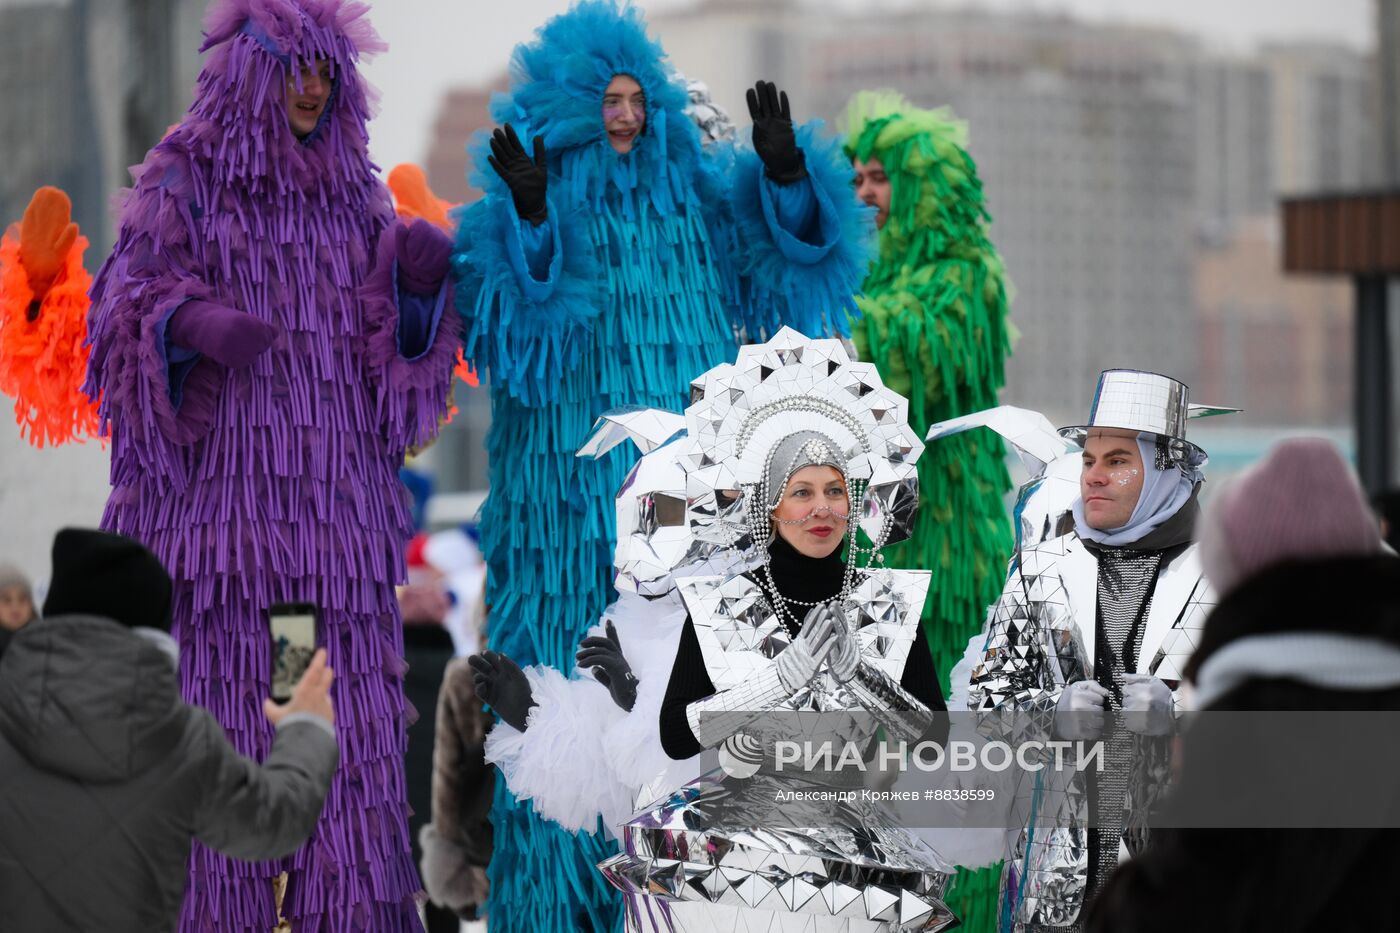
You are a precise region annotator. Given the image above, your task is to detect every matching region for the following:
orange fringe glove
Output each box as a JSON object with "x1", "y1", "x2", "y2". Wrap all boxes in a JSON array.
[
  {"x1": 0, "y1": 187, "x2": 102, "y2": 447},
  {"x1": 387, "y1": 164, "x2": 479, "y2": 392}
]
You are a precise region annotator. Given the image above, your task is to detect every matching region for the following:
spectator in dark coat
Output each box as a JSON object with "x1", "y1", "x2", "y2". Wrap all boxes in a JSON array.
[
  {"x1": 397, "y1": 545, "x2": 460, "y2": 933},
  {"x1": 420, "y1": 590, "x2": 494, "y2": 922},
  {"x1": 0, "y1": 563, "x2": 37, "y2": 662},
  {"x1": 1087, "y1": 439, "x2": 1400, "y2": 933},
  {"x1": 0, "y1": 529, "x2": 340, "y2": 932}
]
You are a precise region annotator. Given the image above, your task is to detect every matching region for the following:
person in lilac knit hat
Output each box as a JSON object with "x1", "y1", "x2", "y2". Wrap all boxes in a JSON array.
[
  {"x1": 1087, "y1": 445, "x2": 1400, "y2": 933},
  {"x1": 1186, "y1": 436, "x2": 1392, "y2": 706},
  {"x1": 1196, "y1": 436, "x2": 1387, "y2": 601},
  {"x1": 83, "y1": 1, "x2": 460, "y2": 929}
]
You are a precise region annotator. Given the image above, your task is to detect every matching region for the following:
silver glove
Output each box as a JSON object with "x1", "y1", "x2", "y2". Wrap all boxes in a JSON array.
[
  {"x1": 847, "y1": 662, "x2": 935, "y2": 743},
  {"x1": 1121, "y1": 672, "x2": 1174, "y2": 736},
  {"x1": 774, "y1": 604, "x2": 837, "y2": 693},
  {"x1": 684, "y1": 665, "x2": 789, "y2": 751},
  {"x1": 826, "y1": 609, "x2": 861, "y2": 683},
  {"x1": 684, "y1": 604, "x2": 837, "y2": 750},
  {"x1": 1054, "y1": 679, "x2": 1110, "y2": 740}
]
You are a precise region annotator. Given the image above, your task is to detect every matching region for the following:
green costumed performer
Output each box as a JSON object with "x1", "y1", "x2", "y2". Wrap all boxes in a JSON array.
[{"x1": 845, "y1": 90, "x2": 1014, "y2": 933}]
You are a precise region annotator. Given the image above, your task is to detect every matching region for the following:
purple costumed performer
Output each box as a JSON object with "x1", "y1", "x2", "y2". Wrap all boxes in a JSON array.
[{"x1": 83, "y1": 1, "x2": 461, "y2": 929}]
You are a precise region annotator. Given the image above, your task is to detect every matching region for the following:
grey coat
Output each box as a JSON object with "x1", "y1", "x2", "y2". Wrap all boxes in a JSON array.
[{"x1": 0, "y1": 616, "x2": 339, "y2": 932}]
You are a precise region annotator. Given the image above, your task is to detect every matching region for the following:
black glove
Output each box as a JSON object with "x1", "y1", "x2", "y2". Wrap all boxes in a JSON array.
[
  {"x1": 486, "y1": 124, "x2": 548, "y2": 226},
  {"x1": 746, "y1": 80, "x2": 807, "y2": 185},
  {"x1": 575, "y1": 619, "x2": 638, "y2": 712},
  {"x1": 467, "y1": 650, "x2": 536, "y2": 732}
]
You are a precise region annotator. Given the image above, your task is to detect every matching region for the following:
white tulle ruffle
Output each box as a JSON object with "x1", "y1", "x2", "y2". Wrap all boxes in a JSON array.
[
  {"x1": 483, "y1": 590, "x2": 698, "y2": 837},
  {"x1": 483, "y1": 664, "x2": 633, "y2": 834}
]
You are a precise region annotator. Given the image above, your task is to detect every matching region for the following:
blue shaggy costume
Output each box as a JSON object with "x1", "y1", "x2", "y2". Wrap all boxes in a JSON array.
[{"x1": 450, "y1": 2, "x2": 872, "y2": 929}]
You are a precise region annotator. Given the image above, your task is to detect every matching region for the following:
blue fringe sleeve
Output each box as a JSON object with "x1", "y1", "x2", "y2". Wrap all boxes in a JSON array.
[
  {"x1": 450, "y1": 194, "x2": 601, "y2": 408},
  {"x1": 725, "y1": 121, "x2": 876, "y2": 341}
]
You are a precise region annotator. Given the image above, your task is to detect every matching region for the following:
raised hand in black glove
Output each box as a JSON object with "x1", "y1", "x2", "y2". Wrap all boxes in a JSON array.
[
  {"x1": 575, "y1": 619, "x2": 638, "y2": 712},
  {"x1": 486, "y1": 124, "x2": 549, "y2": 226},
  {"x1": 745, "y1": 80, "x2": 807, "y2": 185},
  {"x1": 467, "y1": 650, "x2": 536, "y2": 732}
]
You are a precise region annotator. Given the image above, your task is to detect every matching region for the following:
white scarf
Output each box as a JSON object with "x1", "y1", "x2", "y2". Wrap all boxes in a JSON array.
[{"x1": 1193, "y1": 632, "x2": 1400, "y2": 710}]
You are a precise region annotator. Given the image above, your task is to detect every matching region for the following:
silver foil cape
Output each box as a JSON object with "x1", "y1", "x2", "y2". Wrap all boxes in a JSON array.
[
  {"x1": 966, "y1": 532, "x2": 1217, "y2": 931},
  {"x1": 595, "y1": 329, "x2": 956, "y2": 931},
  {"x1": 579, "y1": 409, "x2": 720, "y2": 598},
  {"x1": 926, "y1": 405, "x2": 1079, "y2": 550}
]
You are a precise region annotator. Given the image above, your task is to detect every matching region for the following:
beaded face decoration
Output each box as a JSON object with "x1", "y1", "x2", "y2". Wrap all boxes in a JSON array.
[{"x1": 684, "y1": 330, "x2": 922, "y2": 631}]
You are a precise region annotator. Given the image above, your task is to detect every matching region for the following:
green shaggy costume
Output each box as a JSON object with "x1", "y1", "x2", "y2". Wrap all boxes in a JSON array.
[{"x1": 845, "y1": 91, "x2": 1014, "y2": 933}]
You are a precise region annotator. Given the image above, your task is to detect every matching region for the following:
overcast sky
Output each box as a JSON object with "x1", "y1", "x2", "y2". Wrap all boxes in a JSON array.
[{"x1": 359, "y1": 0, "x2": 1377, "y2": 172}]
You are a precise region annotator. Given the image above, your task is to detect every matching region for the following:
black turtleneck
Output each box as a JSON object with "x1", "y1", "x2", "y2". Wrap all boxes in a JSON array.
[
  {"x1": 761, "y1": 535, "x2": 847, "y2": 632},
  {"x1": 659, "y1": 536, "x2": 943, "y2": 759}
]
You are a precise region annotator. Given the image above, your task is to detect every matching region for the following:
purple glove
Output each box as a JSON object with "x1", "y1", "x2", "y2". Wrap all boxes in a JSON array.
[
  {"x1": 167, "y1": 300, "x2": 277, "y2": 370},
  {"x1": 394, "y1": 220, "x2": 453, "y2": 296}
]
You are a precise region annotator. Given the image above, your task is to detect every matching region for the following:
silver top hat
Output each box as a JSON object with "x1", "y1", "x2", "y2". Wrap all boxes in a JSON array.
[{"x1": 1058, "y1": 370, "x2": 1238, "y2": 470}]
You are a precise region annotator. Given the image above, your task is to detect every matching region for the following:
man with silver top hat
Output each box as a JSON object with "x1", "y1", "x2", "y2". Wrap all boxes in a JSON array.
[{"x1": 966, "y1": 369, "x2": 1235, "y2": 932}]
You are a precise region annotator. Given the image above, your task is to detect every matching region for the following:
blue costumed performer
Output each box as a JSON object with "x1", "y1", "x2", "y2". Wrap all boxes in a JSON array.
[
  {"x1": 83, "y1": 1, "x2": 461, "y2": 929},
  {"x1": 450, "y1": 2, "x2": 873, "y2": 929}
]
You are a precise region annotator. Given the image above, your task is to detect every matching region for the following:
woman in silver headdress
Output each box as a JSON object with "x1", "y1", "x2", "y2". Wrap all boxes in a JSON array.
[{"x1": 600, "y1": 328, "x2": 961, "y2": 933}]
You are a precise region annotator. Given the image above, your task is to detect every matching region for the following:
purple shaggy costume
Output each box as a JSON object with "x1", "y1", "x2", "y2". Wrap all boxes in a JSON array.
[{"x1": 84, "y1": 2, "x2": 459, "y2": 929}]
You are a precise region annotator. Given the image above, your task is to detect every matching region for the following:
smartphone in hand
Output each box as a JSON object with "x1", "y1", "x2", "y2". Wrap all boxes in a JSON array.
[{"x1": 269, "y1": 602, "x2": 318, "y2": 702}]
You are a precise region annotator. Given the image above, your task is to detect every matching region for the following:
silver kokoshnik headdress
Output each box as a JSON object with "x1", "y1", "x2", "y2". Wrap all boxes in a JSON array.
[
  {"x1": 683, "y1": 328, "x2": 924, "y2": 622},
  {"x1": 578, "y1": 327, "x2": 925, "y2": 599}
]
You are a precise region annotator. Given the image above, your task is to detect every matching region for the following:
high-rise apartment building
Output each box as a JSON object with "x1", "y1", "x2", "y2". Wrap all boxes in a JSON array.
[
  {"x1": 1192, "y1": 56, "x2": 1273, "y2": 236},
  {"x1": 0, "y1": 0, "x2": 204, "y2": 254},
  {"x1": 413, "y1": 2, "x2": 1381, "y2": 501},
  {"x1": 1263, "y1": 41, "x2": 1381, "y2": 196},
  {"x1": 0, "y1": 2, "x2": 96, "y2": 243},
  {"x1": 423, "y1": 81, "x2": 508, "y2": 207},
  {"x1": 0, "y1": 0, "x2": 205, "y2": 579},
  {"x1": 1381, "y1": 0, "x2": 1400, "y2": 184}
]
